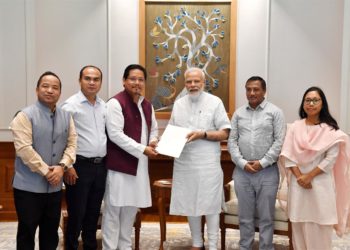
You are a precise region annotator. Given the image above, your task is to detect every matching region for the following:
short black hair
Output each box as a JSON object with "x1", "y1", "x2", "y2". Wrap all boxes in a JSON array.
[
  {"x1": 246, "y1": 76, "x2": 266, "y2": 91},
  {"x1": 79, "y1": 65, "x2": 103, "y2": 81},
  {"x1": 36, "y1": 71, "x2": 62, "y2": 90},
  {"x1": 123, "y1": 64, "x2": 147, "y2": 80}
]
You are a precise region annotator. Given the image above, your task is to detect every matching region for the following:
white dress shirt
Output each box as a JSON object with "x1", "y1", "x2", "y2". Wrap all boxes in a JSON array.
[
  {"x1": 228, "y1": 99, "x2": 285, "y2": 169},
  {"x1": 61, "y1": 91, "x2": 107, "y2": 157}
]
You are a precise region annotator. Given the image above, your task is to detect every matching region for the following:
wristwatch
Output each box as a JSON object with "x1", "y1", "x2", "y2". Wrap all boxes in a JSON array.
[{"x1": 59, "y1": 163, "x2": 69, "y2": 172}]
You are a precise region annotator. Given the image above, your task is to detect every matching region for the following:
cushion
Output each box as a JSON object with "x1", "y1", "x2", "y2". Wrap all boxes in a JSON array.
[
  {"x1": 224, "y1": 198, "x2": 288, "y2": 222},
  {"x1": 223, "y1": 213, "x2": 289, "y2": 231},
  {"x1": 223, "y1": 180, "x2": 289, "y2": 222}
]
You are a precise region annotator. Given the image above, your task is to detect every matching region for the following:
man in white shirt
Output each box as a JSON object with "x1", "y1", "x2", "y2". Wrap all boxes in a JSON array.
[
  {"x1": 61, "y1": 65, "x2": 107, "y2": 250},
  {"x1": 228, "y1": 76, "x2": 285, "y2": 250},
  {"x1": 169, "y1": 67, "x2": 231, "y2": 250},
  {"x1": 102, "y1": 64, "x2": 158, "y2": 250}
]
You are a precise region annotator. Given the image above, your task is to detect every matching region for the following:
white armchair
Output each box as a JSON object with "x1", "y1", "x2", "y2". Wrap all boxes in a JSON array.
[{"x1": 220, "y1": 180, "x2": 293, "y2": 249}]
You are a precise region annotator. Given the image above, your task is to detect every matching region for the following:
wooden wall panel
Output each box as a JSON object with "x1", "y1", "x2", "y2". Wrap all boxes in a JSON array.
[
  {"x1": 0, "y1": 142, "x2": 16, "y2": 221},
  {"x1": 5, "y1": 163, "x2": 14, "y2": 192}
]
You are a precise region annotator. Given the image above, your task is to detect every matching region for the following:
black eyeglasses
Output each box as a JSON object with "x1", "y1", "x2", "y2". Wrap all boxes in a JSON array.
[{"x1": 304, "y1": 98, "x2": 321, "y2": 105}]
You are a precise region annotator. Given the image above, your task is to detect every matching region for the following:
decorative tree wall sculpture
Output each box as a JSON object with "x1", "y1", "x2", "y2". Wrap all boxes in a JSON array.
[{"x1": 145, "y1": 3, "x2": 231, "y2": 112}]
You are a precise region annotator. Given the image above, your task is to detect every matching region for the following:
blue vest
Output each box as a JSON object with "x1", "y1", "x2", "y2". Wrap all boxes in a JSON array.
[{"x1": 13, "y1": 101, "x2": 71, "y2": 193}]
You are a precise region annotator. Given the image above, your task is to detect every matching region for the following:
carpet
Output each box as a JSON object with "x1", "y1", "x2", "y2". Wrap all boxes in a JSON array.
[{"x1": 0, "y1": 222, "x2": 349, "y2": 249}]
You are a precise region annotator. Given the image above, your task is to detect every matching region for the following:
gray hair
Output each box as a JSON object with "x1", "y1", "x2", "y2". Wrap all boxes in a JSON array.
[{"x1": 184, "y1": 67, "x2": 205, "y2": 80}]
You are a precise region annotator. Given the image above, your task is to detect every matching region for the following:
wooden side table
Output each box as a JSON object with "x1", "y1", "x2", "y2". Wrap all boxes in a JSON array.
[{"x1": 153, "y1": 179, "x2": 173, "y2": 250}]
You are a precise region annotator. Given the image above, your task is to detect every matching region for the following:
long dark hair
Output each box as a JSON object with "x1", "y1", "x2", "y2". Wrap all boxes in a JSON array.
[{"x1": 298, "y1": 86, "x2": 339, "y2": 130}]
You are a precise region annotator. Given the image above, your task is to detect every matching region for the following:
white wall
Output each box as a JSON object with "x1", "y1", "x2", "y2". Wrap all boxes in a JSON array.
[
  {"x1": 268, "y1": 0, "x2": 344, "y2": 124},
  {"x1": 340, "y1": 0, "x2": 350, "y2": 133},
  {"x1": 1, "y1": 0, "x2": 350, "y2": 141},
  {"x1": 29, "y1": 0, "x2": 108, "y2": 103},
  {"x1": 236, "y1": 0, "x2": 350, "y2": 132},
  {"x1": 235, "y1": 0, "x2": 270, "y2": 108},
  {"x1": 0, "y1": 0, "x2": 108, "y2": 141},
  {"x1": 0, "y1": 0, "x2": 27, "y2": 138},
  {"x1": 108, "y1": 0, "x2": 139, "y2": 96}
]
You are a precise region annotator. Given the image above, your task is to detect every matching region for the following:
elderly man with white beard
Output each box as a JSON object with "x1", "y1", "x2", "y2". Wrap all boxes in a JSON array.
[{"x1": 168, "y1": 67, "x2": 231, "y2": 250}]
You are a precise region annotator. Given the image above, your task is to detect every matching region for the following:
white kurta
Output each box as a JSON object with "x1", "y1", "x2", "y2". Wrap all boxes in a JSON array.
[
  {"x1": 105, "y1": 97, "x2": 158, "y2": 208},
  {"x1": 169, "y1": 92, "x2": 231, "y2": 216},
  {"x1": 285, "y1": 125, "x2": 339, "y2": 225}
]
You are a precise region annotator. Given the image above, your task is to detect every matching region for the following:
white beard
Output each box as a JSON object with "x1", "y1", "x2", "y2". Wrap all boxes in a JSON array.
[{"x1": 188, "y1": 90, "x2": 203, "y2": 103}]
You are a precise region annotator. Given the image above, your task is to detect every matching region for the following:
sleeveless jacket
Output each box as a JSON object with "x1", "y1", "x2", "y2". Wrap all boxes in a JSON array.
[
  {"x1": 13, "y1": 101, "x2": 71, "y2": 193},
  {"x1": 106, "y1": 90, "x2": 152, "y2": 175}
]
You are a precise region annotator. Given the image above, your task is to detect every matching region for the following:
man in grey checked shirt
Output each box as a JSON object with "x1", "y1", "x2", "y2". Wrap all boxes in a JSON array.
[{"x1": 228, "y1": 76, "x2": 286, "y2": 250}]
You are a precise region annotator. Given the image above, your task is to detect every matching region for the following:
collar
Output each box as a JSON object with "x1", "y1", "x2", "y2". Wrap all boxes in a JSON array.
[
  {"x1": 246, "y1": 99, "x2": 267, "y2": 111},
  {"x1": 77, "y1": 90, "x2": 101, "y2": 105},
  {"x1": 36, "y1": 100, "x2": 56, "y2": 113},
  {"x1": 137, "y1": 95, "x2": 145, "y2": 105},
  {"x1": 123, "y1": 89, "x2": 144, "y2": 105}
]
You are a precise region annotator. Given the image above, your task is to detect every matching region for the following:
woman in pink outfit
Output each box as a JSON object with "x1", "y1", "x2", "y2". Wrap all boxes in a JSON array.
[{"x1": 279, "y1": 86, "x2": 350, "y2": 250}]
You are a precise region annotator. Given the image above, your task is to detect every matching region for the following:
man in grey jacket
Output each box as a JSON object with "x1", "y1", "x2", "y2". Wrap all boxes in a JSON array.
[{"x1": 10, "y1": 71, "x2": 77, "y2": 250}]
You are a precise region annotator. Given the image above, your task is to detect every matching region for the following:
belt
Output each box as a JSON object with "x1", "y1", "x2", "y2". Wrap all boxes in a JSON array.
[{"x1": 76, "y1": 155, "x2": 105, "y2": 164}]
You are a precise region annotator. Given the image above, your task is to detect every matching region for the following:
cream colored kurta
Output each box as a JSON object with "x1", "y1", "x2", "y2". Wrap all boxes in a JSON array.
[
  {"x1": 169, "y1": 92, "x2": 231, "y2": 216},
  {"x1": 105, "y1": 97, "x2": 158, "y2": 208},
  {"x1": 285, "y1": 125, "x2": 339, "y2": 225}
]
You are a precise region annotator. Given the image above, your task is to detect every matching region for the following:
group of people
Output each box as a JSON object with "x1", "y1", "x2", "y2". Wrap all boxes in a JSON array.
[
  {"x1": 10, "y1": 64, "x2": 158, "y2": 250},
  {"x1": 228, "y1": 77, "x2": 350, "y2": 250},
  {"x1": 10, "y1": 64, "x2": 350, "y2": 250}
]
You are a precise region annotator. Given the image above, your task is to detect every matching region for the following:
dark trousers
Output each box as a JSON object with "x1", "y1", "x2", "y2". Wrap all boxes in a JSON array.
[
  {"x1": 13, "y1": 188, "x2": 62, "y2": 250},
  {"x1": 65, "y1": 157, "x2": 107, "y2": 250}
]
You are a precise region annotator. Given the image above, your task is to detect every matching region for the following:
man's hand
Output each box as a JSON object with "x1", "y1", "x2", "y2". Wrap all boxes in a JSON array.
[
  {"x1": 46, "y1": 166, "x2": 64, "y2": 186},
  {"x1": 64, "y1": 167, "x2": 79, "y2": 185},
  {"x1": 144, "y1": 145, "x2": 158, "y2": 157},
  {"x1": 187, "y1": 131, "x2": 205, "y2": 143},
  {"x1": 244, "y1": 161, "x2": 262, "y2": 173},
  {"x1": 149, "y1": 139, "x2": 158, "y2": 149}
]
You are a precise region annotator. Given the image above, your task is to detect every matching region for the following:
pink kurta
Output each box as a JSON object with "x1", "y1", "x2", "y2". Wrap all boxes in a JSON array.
[
  {"x1": 284, "y1": 142, "x2": 339, "y2": 224},
  {"x1": 279, "y1": 119, "x2": 350, "y2": 236}
]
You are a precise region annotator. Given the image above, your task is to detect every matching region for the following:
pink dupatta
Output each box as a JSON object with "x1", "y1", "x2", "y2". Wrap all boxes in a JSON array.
[{"x1": 278, "y1": 119, "x2": 350, "y2": 236}]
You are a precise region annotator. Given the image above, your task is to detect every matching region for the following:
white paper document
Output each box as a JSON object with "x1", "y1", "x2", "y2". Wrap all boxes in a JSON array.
[{"x1": 156, "y1": 124, "x2": 191, "y2": 158}]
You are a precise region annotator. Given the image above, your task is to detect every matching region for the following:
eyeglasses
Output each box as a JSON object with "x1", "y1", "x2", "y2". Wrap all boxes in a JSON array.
[
  {"x1": 127, "y1": 77, "x2": 145, "y2": 83},
  {"x1": 304, "y1": 98, "x2": 321, "y2": 105}
]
